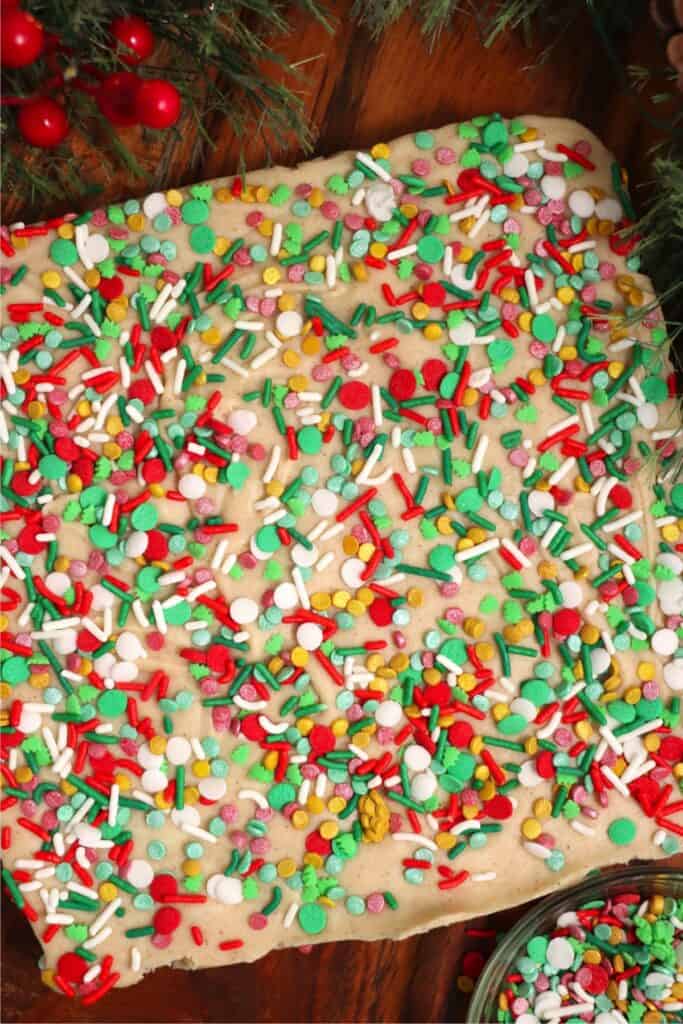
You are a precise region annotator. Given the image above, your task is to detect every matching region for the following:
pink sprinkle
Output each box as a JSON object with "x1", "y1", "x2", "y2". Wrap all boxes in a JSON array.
[
  {"x1": 249, "y1": 913, "x2": 268, "y2": 931},
  {"x1": 344, "y1": 214, "x2": 363, "y2": 231},
  {"x1": 366, "y1": 892, "x2": 385, "y2": 913},
  {"x1": 529, "y1": 341, "x2": 548, "y2": 359},
  {"x1": 320, "y1": 201, "x2": 340, "y2": 220},
  {"x1": 509, "y1": 448, "x2": 528, "y2": 468},
  {"x1": 41, "y1": 811, "x2": 59, "y2": 831},
  {"x1": 152, "y1": 933, "x2": 172, "y2": 949},
  {"x1": 411, "y1": 159, "x2": 431, "y2": 177},
  {"x1": 553, "y1": 727, "x2": 573, "y2": 748},
  {"x1": 519, "y1": 536, "x2": 537, "y2": 556},
  {"x1": 246, "y1": 211, "x2": 263, "y2": 227},
  {"x1": 435, "y1": 147, "x2": 456, "y2": 165}
]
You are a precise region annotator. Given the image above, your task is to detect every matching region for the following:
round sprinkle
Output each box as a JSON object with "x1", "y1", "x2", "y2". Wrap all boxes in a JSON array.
[{"x1": 607, "y1": 817, "x2": 637, "y2": 846}]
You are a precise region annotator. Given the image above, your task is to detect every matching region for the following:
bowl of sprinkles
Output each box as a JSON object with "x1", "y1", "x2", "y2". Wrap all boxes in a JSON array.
[{"x1": 467, "y1": 866, "x2": 683, "y2": 1023}]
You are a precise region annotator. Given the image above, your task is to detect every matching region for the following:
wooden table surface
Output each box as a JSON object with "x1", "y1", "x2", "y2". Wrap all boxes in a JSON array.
[{"x1": 2, "y1": 3, "x2": 681, "y2": 1021}]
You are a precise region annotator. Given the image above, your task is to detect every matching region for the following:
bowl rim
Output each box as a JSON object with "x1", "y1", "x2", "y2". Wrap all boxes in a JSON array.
[{"x1": 466, "y1": 863, "x2": 683, "y2": 1023}]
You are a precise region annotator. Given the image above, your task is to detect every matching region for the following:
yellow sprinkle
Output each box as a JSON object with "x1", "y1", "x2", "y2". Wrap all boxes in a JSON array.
[
  {"x1": 521, "y1": 818, "x2": 541, "y2": 840},
  {"x1": 291, "y1": 646, "x2": 309, "y2": 668}
]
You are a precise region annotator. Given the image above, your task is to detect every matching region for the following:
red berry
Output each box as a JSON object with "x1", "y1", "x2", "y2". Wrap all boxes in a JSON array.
[
  {"x1": 17, "y1": 98, "x2": 68, "y2": 148},
  {"x1": 136, "y1": 78, "x2": 181, "y2": 130},
  {"x1": 96, "y1": 71, "x2": 141, "y2": 127},
  {"x1": 1, "y1": 8, "x2": 44, "y2": 68},
  {"x1": 110, "y1": 15, "x2": 155, "y2": 65}
]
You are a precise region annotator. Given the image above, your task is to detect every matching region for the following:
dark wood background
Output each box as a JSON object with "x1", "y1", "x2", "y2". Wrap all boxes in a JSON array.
[{"x1": 2, "y1": 2, "x2": 681, "y2": 1021}]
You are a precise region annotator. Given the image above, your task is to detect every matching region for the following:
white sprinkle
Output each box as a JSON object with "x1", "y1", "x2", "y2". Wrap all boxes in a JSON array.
[
  {"x1": 501, "y1": 538, "x2": 531, "y2": 568},
  {"x1": 90, "y1": 897, "x2": 122, "y2": 936},
  {"x1": 599, "y1": 725, "x2": 623, "y2": 756},
  {"x1": 392, "y1": 833, "x2": 438, "y2": 850},
  {"x1": 356, "y1": 151, "x2": 391, "y2": 181},
  {"x1": 560, "y1": 543, "x2": 593, "y2": 561},
  {"x1": 371, "y1": 384, "x2": 383, "y2": 427},
  {"x1": 401, "y1": 446, "x2": 417, "y2": 474},
  {"x1": 325, "y1": 254, "x2": 336, "y2": 288},
  {"x1": 283, "y1": 903, "x2": 299, "y2": 929},
  {"x1": 601, "y1": 765, "x2": 629, "y2": 797},
  {"x1": 149, "y1": 282, "x2": 173, "y2": 321},
  {"x1": 524, "y1": 268, "x2": 539, "y2": 309},
  {"x1": 0, "y1": 545, "x2": 25, "y2": 579},
  {"x1": 292, "y1": 567, "x2": 309, "y2": 609},
  {"x1": 83, "y1": 927, "x2": 112, "y2": 950},
  {"x1": 387, "y1": 243, "x2": 417, "y2": 262},
  {"x1": 471, "y1": 872, "x2": 497, "y2": 882},
  {"x1": 524, "y1": 841, "x2": 552, "y2": 860},
  {"x1": 455, "y1": 538, "x2": 500, "y2": 562},
  {"x1": 270, "y1": 222, "x2": 283, "y2": 256},
  {"x1": 469, "y1": 205, "x2": 491, "y2": 238},
  {"x1": 451, "y1": 820, "x2": 480, "y2": 836},
  {"x1": 262, "y1": 444, "x2": 281, "y2": 484},
  {"x1": 471, "y1": 434, "x2": 489, "y2": 474},
  {"x1": 224, "y1": 357, "x2": 251, "y2": 377},
  {"x1": 107, "y1": 784, "x2": 119, "y2": 828},
  {"x1": 249, "y1": 347, "x2": 277, "y2": 371},
  {"x1": 548, "y1": 457, "x2": 576, "y2": 486},
  {"x1": 181, "y1": 823, "x2": 218, "y2": 843},
  {"x1": 238, "y1": 788, "x2": 269, "y2": 809},
  {"x1": 603, "y1": 510, "x2": 643, "y2": 534}
]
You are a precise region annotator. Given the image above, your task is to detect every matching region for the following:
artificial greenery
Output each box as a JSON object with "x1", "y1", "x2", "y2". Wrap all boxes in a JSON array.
[
  {"x1": 2, "y1": 0, "x2": 682, "y2": 348},
  {"x1": 2, "y1": 0, "x2": 330, "y2": 210}
]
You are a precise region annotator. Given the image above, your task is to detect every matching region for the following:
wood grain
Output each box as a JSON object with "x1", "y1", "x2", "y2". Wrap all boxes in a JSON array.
[{"x1": 2, "y1": 3, "x2": 680, "y2": 1021}]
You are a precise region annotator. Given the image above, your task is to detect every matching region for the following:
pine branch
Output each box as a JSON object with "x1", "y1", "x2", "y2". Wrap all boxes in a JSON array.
[{"x1": 2, "y1": 0, "x2": 333, "y2": 217}]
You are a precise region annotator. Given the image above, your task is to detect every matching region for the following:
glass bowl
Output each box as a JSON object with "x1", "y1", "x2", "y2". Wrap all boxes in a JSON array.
[{"x1": 467, "y1": 865, "x2": 683, "y2": 1023}]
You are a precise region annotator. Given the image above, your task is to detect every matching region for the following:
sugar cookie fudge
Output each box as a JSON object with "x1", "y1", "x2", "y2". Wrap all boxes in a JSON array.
[{"x1": 0, "y1": 115, "x2": 681, "y2": 1001}]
